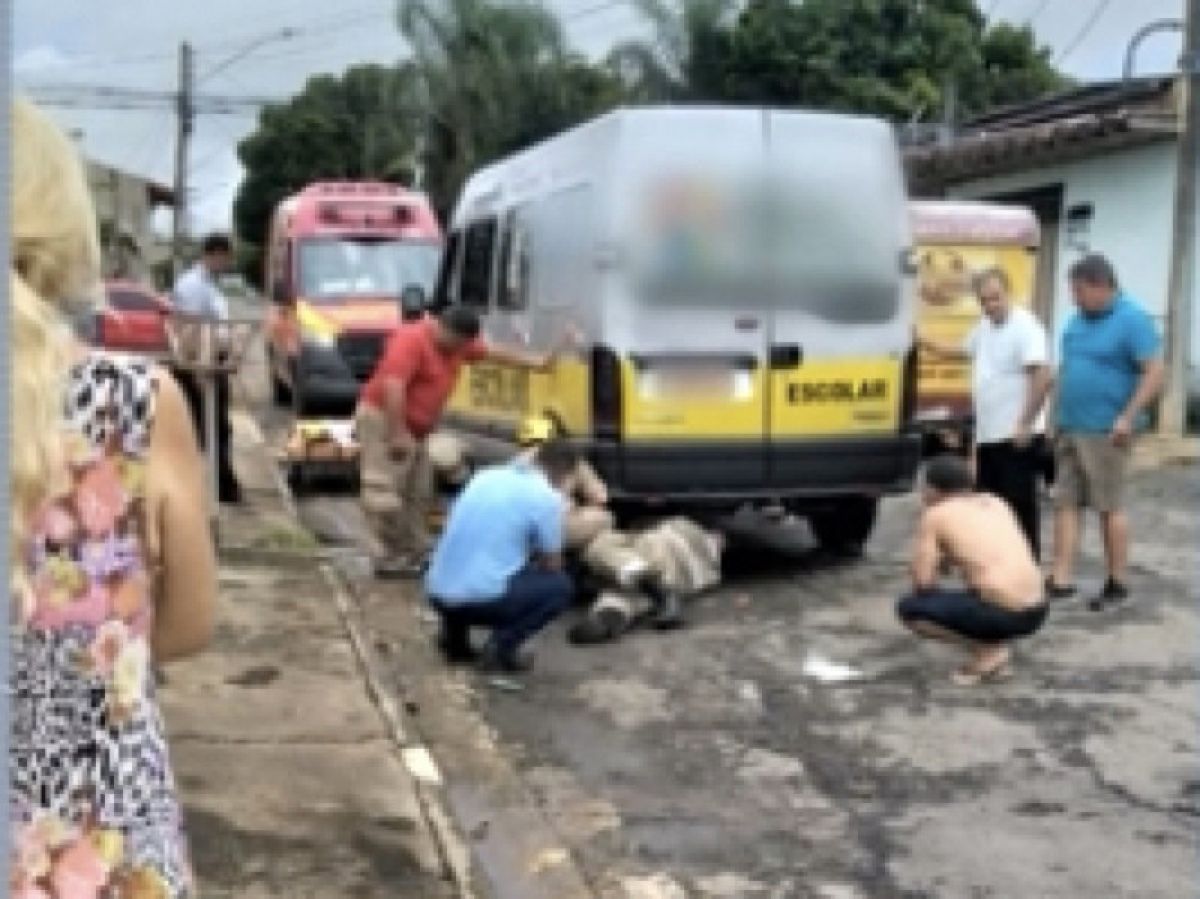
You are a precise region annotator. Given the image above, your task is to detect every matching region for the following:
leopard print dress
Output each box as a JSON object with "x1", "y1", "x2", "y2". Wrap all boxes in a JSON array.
[{"x1": 10, "y1": 354, "x2": 193, "y2": 898}]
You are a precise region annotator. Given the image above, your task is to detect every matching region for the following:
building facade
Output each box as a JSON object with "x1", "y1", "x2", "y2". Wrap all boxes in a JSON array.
[{"x1": 85, "y1": 159, "x2": 175, "y2": 286}]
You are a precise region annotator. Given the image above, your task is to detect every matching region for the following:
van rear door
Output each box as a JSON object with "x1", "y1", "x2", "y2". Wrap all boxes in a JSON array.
[
  {"x1": 614, "y1": 108, "x2": 769, "y2": 494},
  {"x1": 762, "y1": 112, "x2": 913, "y2": 491}
]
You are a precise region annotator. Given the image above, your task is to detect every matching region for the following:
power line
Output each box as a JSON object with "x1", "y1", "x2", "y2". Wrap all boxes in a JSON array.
[
  {"x1": 562, "y1": 0, "x2": 632, "y2": 24},
  {"x1": 1055, "y1": 0, "x2": 1114, "y2": 65},
  {"x1": 15, "y1": 2, "x2": 391, "y2": 73},
  {"x1": 1023, "y1": 0, "x2": 1052, "y2": 28},
  {"x1": 24, "y1": 83, "x2": 284, "y2": 114}
]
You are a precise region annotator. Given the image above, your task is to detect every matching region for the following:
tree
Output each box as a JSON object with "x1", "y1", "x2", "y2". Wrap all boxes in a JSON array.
[
  {"x1": 233, "y1": 64, "x2": 422, "y2": 285},
  {"x1": 718, "y1": 0, "x2": 1064, "y2": 121},
  {"x1": 607, "y1": 0, "x2": 736, "y2": 101},
  {"x1": 400, "y1": 0, "x2": 623, "y2": 216},
  {"x1": 976, "y1": 20, "x2": 1065, "y2": 113}
]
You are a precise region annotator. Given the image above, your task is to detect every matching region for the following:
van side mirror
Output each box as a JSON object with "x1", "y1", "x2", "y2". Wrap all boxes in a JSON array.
[{"x1": 401, "y1": 284, "x2": 427, "y2": 320}]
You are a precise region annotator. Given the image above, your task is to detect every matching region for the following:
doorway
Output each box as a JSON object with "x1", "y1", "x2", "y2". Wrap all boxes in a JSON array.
[{"x1": 980, "y1": 185, "x2": 1065, "y2": 329}]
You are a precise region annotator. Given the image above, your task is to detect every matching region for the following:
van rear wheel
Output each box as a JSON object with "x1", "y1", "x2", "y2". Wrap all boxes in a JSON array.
[{"x1": 806, "y1": 497, "x2": 879, "y2": 557}]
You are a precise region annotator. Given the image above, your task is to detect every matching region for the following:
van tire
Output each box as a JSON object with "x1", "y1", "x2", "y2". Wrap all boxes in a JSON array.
[{"x1": 807, "y1": 497, "x2": 878, "y2": 557}]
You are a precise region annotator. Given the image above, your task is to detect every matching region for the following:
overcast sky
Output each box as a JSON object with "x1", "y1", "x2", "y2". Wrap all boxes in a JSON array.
[{"x1": 14, "y1": 0, "x2": 1189, "y2": 234}]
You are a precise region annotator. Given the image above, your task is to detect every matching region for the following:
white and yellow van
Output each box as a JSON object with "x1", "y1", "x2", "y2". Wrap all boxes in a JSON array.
[
  {"x1": 434, "y1": 107, "x2": 921, "y2": 550},
  {"x1": 911, "y1": 200, "x2": 1041, "y2": 451}
]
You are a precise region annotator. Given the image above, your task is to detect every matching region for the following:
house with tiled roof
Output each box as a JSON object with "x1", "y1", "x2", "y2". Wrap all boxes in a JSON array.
[{"x1": 903, "y1": 75, "x2": 1196, "y2": 424}]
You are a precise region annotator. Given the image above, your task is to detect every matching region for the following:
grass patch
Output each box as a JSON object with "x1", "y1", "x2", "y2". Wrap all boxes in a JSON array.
[{"x1": 249, "y1": 523, "x2": 319, "y2": 552}]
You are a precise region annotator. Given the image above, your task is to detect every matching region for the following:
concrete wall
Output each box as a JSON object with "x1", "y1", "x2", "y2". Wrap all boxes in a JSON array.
[
  {"x1": 87, "y1": 161, "x2": 166, "y2": 282},
  {"x1": 945, "y1": 141, "x2": 1192, "y2": 365}
]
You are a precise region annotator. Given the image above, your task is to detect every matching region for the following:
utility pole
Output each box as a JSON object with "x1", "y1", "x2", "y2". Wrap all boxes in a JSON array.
[
  {"x1": 1160, "y1": 0, "x2": 1199, "y2": 436},
  {"x1": 172, "y1": 41, "x2": 194, "y2": 279},
  {"x1": 938, "y1": 77, "x2": 958, "y2": 147}
]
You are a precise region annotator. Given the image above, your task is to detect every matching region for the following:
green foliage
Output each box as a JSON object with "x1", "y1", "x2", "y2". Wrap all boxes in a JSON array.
[
  {"x1": 607, "y1": 0, "x2": 736, "y2": 101},
  {"x1": 233, "y1": 0, "x2": 1064, "y2": 253},
  {"x1": 716, "y1": 0, "x2": 1064, "y2": 120},
  {"x1": 233, "y1": 64, "x2": 422, "y2": 286},
  {"x1": 398, "y1": 0, "x2": 623, "y2": 217}
]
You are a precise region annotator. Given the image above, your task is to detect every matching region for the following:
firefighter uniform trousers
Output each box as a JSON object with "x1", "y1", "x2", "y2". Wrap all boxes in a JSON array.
[
  {"x1": 577, "y1": 517, "x2": 724, "y2": 632},
  {"x1": 356, "y1": 405, "x2": 433, "y2": 560}
]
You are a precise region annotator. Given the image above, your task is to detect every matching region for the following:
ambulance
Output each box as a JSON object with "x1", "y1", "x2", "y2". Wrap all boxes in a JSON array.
[
  {"x1": 264, "y1": 182, "x2": 443, "y2": 416},
  {"x1": 911, "y1": 200, "x2": 1041, "y2": 452},
  {"x1": 435, "y1": 107, "x2": 921, "y2": 551}
]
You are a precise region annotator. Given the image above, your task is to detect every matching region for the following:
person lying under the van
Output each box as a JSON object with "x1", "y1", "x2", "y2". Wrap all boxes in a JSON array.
[
  {"x1": 424, "y1": 438, "x2": 579, "y2": 673},
  {"x1": 514, "y1": 415, "x2": 696, "y2": 636},
  {"x1": 897, "y1": 455, "x2": 1048, "y2": 685},
  {"x1": 568, "y1": 518, "x2": 725, "y2": 645},
  {"x1": 357, "y1": 307, "x2": 575, "y2": 579}
]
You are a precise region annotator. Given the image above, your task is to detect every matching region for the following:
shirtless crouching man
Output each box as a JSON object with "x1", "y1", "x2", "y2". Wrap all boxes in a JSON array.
[{"x1": 898, "y1": 456, "x2": 1048, "y2": 685}]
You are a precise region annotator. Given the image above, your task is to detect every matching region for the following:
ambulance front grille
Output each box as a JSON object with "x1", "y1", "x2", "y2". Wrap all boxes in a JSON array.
[{"x1": 337, "y1": 332, "x2": 387, "y2": 380}]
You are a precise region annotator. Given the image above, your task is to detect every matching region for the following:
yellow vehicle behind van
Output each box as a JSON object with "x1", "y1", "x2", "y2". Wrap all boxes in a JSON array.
[
  {"x1": 911, "y1": 200, "x2": 1041, "y2": 450},
  {"x1": 436, "y1": 107, "x2": 921, "y2": 552}
]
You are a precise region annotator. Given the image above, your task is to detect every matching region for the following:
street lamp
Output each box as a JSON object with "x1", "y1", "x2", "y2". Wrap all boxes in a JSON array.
[
  {"x1": 1123, "y1": 19, "x2": 1185, "y2": 80},
  {"x1": 173, "y1": 27, "x2": 298, "y2": 272},
  {"x1": 200, "y1": 27, "x2": 299, "y2": 85}
]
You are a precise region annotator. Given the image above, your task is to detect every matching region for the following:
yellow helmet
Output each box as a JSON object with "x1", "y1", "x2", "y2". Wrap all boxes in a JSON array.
[{"x1": 517, "y1": 415, "x2": 556, "y2": 446}]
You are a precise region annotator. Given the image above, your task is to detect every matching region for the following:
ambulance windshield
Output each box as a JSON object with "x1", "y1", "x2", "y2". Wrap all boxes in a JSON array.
[{"x1": 299, "y1": 237, "x2": 440, "y2": 301}]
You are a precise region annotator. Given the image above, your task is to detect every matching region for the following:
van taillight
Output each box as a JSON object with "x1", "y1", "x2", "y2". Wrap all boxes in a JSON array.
[
  {"x1": 900, "y1": 344, "x2": 919, "y2": 427},
  {"x1": 591, "y1": 345, "x2": 623, "y2": 440}
]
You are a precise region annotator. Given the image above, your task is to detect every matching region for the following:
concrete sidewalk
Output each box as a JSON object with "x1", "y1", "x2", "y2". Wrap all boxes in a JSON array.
[{"x1": 155, "y1": 401, "x2": 471, "y2": 898}]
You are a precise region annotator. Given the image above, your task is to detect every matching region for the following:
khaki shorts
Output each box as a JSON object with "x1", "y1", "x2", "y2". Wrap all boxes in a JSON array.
[{"x1": 1055, "y1": 433, "x2": 1131, "y2": 512}]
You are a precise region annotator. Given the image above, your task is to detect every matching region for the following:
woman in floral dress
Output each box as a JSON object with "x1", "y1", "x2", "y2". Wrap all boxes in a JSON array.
[{"x1": 10, "y1": 99, "x2": 217, "y2": 898}]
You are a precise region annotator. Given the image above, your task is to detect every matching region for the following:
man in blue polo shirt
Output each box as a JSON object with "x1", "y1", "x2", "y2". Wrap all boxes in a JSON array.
[
  {"x1": 425, "y1": 439, "x2": 578, "y2": 672},
  {"x1": 1048, "y1": 255, "x2": 1163, "y2": 611}
]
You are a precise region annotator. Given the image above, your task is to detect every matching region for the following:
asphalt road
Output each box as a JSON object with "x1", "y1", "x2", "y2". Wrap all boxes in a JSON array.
[{"x1": 234, "y1": 300, "x2": 1200, "y2": 898}]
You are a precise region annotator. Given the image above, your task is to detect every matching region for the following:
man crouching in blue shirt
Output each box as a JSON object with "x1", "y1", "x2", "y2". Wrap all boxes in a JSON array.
[{"x1": 425, "y1": 438, "x2": 578, "y2": 673}]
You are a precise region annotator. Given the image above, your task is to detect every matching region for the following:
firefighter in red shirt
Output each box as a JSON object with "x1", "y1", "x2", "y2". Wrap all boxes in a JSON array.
[{"x1": 357, "y1": 306, "x2": 571, "y2": 578}]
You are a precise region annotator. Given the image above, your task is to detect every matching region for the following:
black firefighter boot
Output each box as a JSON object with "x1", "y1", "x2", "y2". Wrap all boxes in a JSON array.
[{"x1": 640, "y1": 576, "x2": 684, "y2": 631}]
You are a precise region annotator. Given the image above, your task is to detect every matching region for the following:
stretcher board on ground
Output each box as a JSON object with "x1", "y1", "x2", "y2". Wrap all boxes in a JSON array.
[
  {"x1": 283, "y1": 418, "x2": 360, "y2": 492},
  {"x1": 284, "y1": 418, "x2": 359, "y2": 462}
]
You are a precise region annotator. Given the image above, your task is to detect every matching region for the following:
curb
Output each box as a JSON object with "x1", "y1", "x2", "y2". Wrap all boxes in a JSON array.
[
  {"x1": 321, "y1": 564, "x2": 477, "y2": 899},
  {"x1": 234, "y1": 390, "x2": 597, "y2": 898},
  {"x1": 228, "y1": 392, "x2": 477, "y2": 896},
  {"x1": 331, "y1": 567, "x2": 600, "y2": 899},
  {"x1": 216, "y1": 545, "x2": 333, "y2": 566}
]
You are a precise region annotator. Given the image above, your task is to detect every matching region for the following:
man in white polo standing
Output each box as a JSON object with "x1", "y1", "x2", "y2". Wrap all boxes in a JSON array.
[{"x1": 920, "y1": 266, "x2": 1053, "y2": 559}]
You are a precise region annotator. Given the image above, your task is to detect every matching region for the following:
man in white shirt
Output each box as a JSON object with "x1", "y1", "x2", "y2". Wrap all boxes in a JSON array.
[
  {"x1": 171, "y1": 233, "x2": 241, "y2": 503},
  {"x1": 920, "y1": 267, "x2": 1053, "y2": 559}
]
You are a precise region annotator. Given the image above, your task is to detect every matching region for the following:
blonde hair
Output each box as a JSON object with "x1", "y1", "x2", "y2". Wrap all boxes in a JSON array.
[{"x1": 10, "y1": 98, "x2": 102, "y2": 608}]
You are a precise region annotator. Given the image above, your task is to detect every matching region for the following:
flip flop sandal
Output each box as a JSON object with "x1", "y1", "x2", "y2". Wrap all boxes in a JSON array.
[{"x1": 951, "y1": 663, "x2": 1013, "y2": 687}]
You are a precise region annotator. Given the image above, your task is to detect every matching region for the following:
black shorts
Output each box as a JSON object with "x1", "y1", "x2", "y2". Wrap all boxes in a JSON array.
[{"x1": 898, "y1": 588, "x2": 1047, "y2": 643}]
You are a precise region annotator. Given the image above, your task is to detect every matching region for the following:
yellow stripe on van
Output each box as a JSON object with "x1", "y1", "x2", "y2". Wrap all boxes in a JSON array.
[
  {"x1": 446, "y1": 358, "x2": 592, "y2": 436},
  {"x1": 769, "y1": 356, "x2": 903, "y2": 437}
]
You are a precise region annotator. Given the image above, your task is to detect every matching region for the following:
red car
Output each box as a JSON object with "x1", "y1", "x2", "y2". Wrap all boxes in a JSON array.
[{"x1": 96, "y1": 281, "x2": 172, "y2": 354}]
